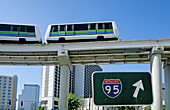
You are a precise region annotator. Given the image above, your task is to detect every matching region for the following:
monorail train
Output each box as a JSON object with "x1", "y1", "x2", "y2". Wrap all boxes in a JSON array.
[
  {"x1": 0, "y1": 23, "x2": 41, "y2": 43},
  {"x1": 44, "y1": 21, "x2": 119, "y2": 43}
]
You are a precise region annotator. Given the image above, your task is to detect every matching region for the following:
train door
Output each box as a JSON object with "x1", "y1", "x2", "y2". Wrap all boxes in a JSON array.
[
  {"x1": 89, "y1": 23, "x2": 97, "y2": 34},
  {"x1": 105, "y1": 23, "x2": 114, "y2": 34},
  {"x1": 19, "y1": 26, "x2": 27, "y2": 37},
  {"x1": 11, "y1": 25, "x2": 19, "y2": 36},
  {"x1": 97, "y1": 23, "x2": 105, "y2": 34},
  {"x1": 59, "y1": 25, "x2": 66, "y2": 36},
  {"x1": 27, "y1": 26, "x2": 36, "y2": 37},
  {"x1": 66, "y1": 25, "x2": 74, "y2": 36}
]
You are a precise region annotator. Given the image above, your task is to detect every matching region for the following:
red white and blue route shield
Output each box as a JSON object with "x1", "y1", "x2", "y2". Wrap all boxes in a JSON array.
[{"x1": 102, "y1": 79, "x2": 122, "y2": 98}]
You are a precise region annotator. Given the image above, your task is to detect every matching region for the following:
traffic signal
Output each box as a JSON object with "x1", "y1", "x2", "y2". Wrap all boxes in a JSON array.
[
  {"x1": 9, "y1": 100, "x2": 11, "y2": 105},
  {"x1": 21, "y1": 101, "x2": 23, "y2": 106}
]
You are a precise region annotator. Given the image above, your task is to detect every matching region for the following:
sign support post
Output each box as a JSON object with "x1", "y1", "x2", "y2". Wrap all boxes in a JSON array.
[
  {"x1": 150, "y1": 47, "x2": 164, "y2": 110},
  {"x1": 58, "y1": 50, "x2": 72, "y2": 110}
]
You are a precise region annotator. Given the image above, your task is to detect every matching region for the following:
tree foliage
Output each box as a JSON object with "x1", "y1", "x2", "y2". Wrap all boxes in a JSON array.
[
  {"x1": 112, "y1": 106, "x2": 140, "y2": 110},
  {"x1": 68, "y1": 92, "x2": 84, "y2": 109},
  {"x1": 113, "y1": 105, "x2": 166, "y2": 110},
  {"x1": 37, "y1": 106, "x2": 45, "y2": 110},
  {"x1": 114, "y1": 106, "x2": 135, "y2": 110}
]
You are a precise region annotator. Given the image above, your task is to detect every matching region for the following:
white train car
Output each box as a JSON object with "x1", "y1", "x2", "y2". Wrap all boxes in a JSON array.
[
  {"x1": 0, "y1": 23, "x2": 41, "y2": 43},
  {"x1": 44, "y1": 21, "x2": 119, "y2": 43}
]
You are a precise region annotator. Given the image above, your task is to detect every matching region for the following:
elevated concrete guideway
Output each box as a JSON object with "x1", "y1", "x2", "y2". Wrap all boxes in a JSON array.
[
  {"x1": 0, "y1": 38, "x2": 170, "y2": 66},
  {"x1": 0, "y1": 38, "x2": 170, "y2": 110}
]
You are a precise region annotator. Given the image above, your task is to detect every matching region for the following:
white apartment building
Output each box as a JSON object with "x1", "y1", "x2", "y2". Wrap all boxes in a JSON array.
[{"x1": 41, "y1": 65, "x2": 102, "y2": 110}]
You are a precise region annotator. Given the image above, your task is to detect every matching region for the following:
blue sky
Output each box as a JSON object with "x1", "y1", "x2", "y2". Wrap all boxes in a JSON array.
[{"x1": 0, "y1": 0, "x2": 169, "y2": 100}]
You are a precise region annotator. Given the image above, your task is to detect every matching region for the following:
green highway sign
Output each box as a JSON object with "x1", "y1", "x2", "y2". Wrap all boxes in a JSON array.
[{"x1": 92, "y1": 72, "x2": 153, "y2": 106}]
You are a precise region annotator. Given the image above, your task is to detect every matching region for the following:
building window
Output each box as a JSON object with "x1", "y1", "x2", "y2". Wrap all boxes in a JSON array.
[
  {"x1": 3, "y1": 90, "x2": 5, "y2": 94},
  {"x1": 9, "y1": 78, "x2": 12, "y2": 84},
  {"x1": 2, "y1": 97, "x2": 5, "y2": 100},
  {"x1": 2, "y1": 100, "x2": 5, "y2": 103},
  {"x1": 3, "y1": 85, "x2": 6, "y2": 88},
  {"x1": 8, "y1": 86, "x2": 11, "y2": 89},
  {"x1": 4, "y1": 82, "x2": 6, "y2": 85},
  {"x1": 41, "y1": 100, "x2": 48, "y2": 105},
  {"x1": 54, "y1": 101, "x2": 58, "y2": 105}
]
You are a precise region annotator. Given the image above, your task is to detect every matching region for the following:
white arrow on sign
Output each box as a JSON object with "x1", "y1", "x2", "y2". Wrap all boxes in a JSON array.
[{"x1": 133, "y1": 80, "x2": 144, "y2": 98}]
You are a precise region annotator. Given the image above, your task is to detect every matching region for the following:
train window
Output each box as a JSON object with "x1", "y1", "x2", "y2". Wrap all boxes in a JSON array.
[
  {"x1": 105, "y1": 23, "x2": 112, "y2": 29},
  {"x1": 60, "y1": 25, "x2": 66, "y2": 31},
  {"x1": 74, "y1": 24, "x2": 88, "y2": 31},
  {"x1": 27, "y1": 26, "x2": 35, "y2": 32},
  {"x1": 67, "y1": 25, "x2": 72, "y2": 31},
  {"x1": 19, "y1": 26, "x2": 27, "y2": 32},
  {"x1": 98, "y1": 23, "x2": 103, "y2": 29},
  {"x1": 0, "y1": 24, "x2": 11, "y2": 31},
  {"x1": 11, "y1": 25, "x2": 18, "y2": 31},
  {"x1": 90, "y1": 24, "x2": 96, "y2": 30},
  {"x1": 51, "y1": 26, "x2": 58, "y2": 32}
]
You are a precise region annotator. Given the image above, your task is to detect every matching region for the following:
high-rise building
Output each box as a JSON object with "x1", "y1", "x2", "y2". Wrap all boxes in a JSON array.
[
  {"x1": 41, "y1": 66, "x2": 57, "y2": 110},
  {"x1": 41, "y1": 65, "x2": 102, "y2": 110},
  {"x1": 0, "y1": 75, "x2": 18, "y2": 110},
  {"x1": 18, "y1": 84, "x2": 40, "y2": 110}
]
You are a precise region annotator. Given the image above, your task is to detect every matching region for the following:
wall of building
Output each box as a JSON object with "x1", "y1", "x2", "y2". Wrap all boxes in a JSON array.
[
  {"x1": 0, "y1": 75, "x2": 17, "y2": 110},
  {"x1": 41, "y1": 66, "x2": 56, "y2": 110},
  {"x1": 75, "y1": 65, "x2": 85, "y2": 97},
  {"x1": 84, "y1": 65, "x2": 102, "y2": 98},
  {"x1": 18, "y1": 84, "x2": 40, "y2": 110}
]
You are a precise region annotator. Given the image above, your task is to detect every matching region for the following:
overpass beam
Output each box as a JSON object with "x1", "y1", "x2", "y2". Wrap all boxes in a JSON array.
[
  {"x1": 150, "y1": 46, "x2": 164, "y2": 110},
  {"x1": 164, "y1": 58, "x2": 170, "y2": 110},
  {"x1": 58, "y1": 50, "x2": 72, "y2": 110}
]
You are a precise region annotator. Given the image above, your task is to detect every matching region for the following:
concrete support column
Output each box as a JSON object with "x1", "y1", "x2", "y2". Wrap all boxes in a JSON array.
[
  {"x1": 150, "y1": 54, "x2": 162, "y2": 110},
  {"x1": 59, "y1": 65, "x2": 69, "y2": 110},
  {"x1": 164, "y1": 59, "x2": 170, "y2": 110},
  {"x1": 58, "y1": 50, "x2": 72, "y2": 110}
]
